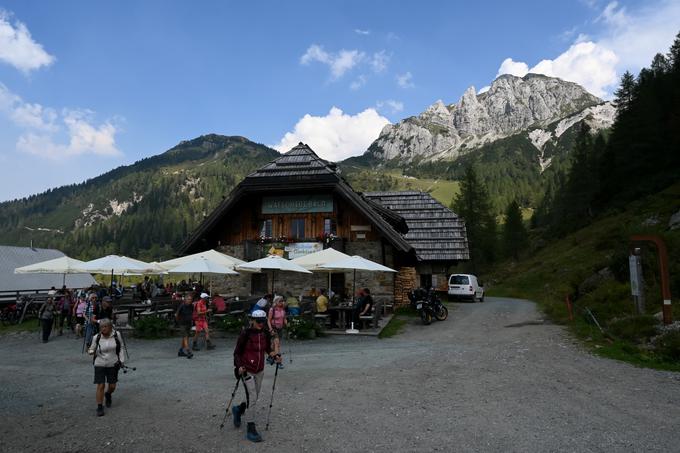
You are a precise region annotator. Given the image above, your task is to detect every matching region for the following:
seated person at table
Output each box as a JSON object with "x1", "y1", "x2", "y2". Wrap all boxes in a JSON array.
[
  {"x1": 284, "y1": 291, "x2": 300, "y2": 316},
  {"x1": 309, "y1": 287, "x2": 319, "y2": 298},
  {"x1": 354, "y1": 288, "x2": 373, "y2": 322},
  {"x1": 212, "y1": 295, "x2": 226, "y2": 313},
  {"x1": 252, "y1": 294, "x2": 272, "y2": 313},
  {"x1": 315, "y1": 289, "x2": 329, "y2": 313}
]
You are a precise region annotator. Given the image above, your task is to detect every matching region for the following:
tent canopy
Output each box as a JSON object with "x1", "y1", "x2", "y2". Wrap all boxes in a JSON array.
[
  {"x1": 319, "y1": 255, "x2": 397, "y2": 273},
  {"x1": 14, "y1": 256, "x2": 87, "y2": 275},
  {"x1": 80, "y1": 255, "x2": 154, "y2": 274},
  {"x1": 166, "y1": 256, "x2": 239, "y2": 275},
  {"x1": 160, "y1": 249, "x2": 244, "y2": 270},
  {"x1": 291, "y1": 248, "x2": 351, "y2": 271},
  {"x1": 237, "y1": 255, "x2": 312, "y2": 274}
]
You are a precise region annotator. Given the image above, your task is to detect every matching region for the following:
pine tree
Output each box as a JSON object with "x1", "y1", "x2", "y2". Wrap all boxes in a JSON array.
[
  {"x1": 650, "y1": 53, "x2": 670, "y2": 75},
  {"x1": 502, "y1": 200, "x2": 528, "y2": 260},
  {"x1": 667, "y1": 31, "x2": 680, "y2": 72},
  {"x1": 452, "y1": 165, "x2": 497, "y2": 271},
  {"x1": 613, "y1": 71, "x2": 636, "y2": 113}
]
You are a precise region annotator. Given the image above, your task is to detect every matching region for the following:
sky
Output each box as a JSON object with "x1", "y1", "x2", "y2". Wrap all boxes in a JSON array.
[{"x1": 0, "y1": 0, "x2": 678, "y2": 201}]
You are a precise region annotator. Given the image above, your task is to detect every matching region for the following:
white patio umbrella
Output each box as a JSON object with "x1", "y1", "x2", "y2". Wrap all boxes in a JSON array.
[
  {"x1": 319, "y1": 255, "x2": 397, "y2": 304},
  {"x1": 159, "y1": 249, "x2": 244, "y2": 270},
  {"x1": 14, "y1": 256, "x2": 89, "y2": 286},
  {"x1": 80, "y1": 255, "x2": 155, "y2": 293},
  {"x1": 237, "y1": 255, "x2": 312, "y2": 295},
  {"x1": 292, "y1": 248, "x2": 351, "y2": 293},
  {"x1": 166, "y1": 256, "x2": 239, "y2": 296}
]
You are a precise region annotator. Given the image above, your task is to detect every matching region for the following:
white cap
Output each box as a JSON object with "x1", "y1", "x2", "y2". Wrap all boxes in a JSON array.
[
  {"x1": 251, "y1": 309, "x2": 267, "y2": 319},
  {"x1": 200, "y1": 292, "x2": 209, "y2": 299}
]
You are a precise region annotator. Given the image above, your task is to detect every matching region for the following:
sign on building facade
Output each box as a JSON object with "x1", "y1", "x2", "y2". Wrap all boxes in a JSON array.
[{"x1": 262, "y1": 195, "x2": 333, "y2": 214}]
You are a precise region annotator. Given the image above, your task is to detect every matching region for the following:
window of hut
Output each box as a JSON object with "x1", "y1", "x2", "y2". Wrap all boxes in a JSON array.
[{"x1": 291, "y1": 218, "x2": 305, "y2": 239}]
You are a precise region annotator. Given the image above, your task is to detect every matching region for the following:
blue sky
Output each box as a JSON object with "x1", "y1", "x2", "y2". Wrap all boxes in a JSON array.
[{"x1": 0, "y1": 0, "x2": 678, "y2": 201}]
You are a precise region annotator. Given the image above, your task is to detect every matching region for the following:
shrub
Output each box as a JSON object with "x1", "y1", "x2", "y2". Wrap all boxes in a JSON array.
[
  {"x1": 288, "y1": 317, "x2": 323, "y2": 340},
  {"x1": 133, "y1": 316, "x2": 171, "y2": 338},
  {"x1": 655, "y1": 330, "x2": 680, "y2": 361},
  {"x1": 217, "y1": 315, "x2": 245, "y2": 333},
  {"x1": 607, "y1": 315, "x2": 658, "y2": 343}
]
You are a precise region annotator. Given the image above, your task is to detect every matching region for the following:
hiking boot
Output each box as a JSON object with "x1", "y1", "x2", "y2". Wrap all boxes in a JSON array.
[
  {"x1": 105, "y1": 392, "x2": 112, "y2": 408},
  {"x1": 246, "y1": 422, "x2": 262, "y2": 442},
  {"x1": 206, "y1": 340, "x2": 216, "y2": 350},
  {"x1": 192, "y1": 342, "x2": 200, "y2": 351},
  {"x1": 186, "y1": 351, "x2": 193, "y2": 359},
  {"x1": 178, "y1": 348, "x2": 187, "y2": 357},
  {"x1": 96, "y1": 405, "x2": 104, "y2": 417}
]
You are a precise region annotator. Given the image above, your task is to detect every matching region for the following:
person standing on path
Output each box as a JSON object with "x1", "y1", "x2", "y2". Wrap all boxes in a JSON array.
[
  {"x1": 175, "y1": 294, "x2": 194, "y2": 358},
  {"x1": 73, "y1": 296, "x2": 87, "y2": 338},
  {"x1": 267, "y1": 295, "x2": 287, "y2": 368},
  {"x1": 87, "y1": 319, "x2": 124, "y2": 417},
  {"x1": 38, "y1": 297, "x2": 57, "y2": 343},
  {"x1": 84, "y1": 293, "x2": 99, "y2": 348},
  {"x1": 57, "y1": 290, "x2": 73, "y2": 335},
  {"x1": 232, "y1": 309, "x2": 282, "y2": 442},
  {"x1": 192, "y1": 293, "x2": 215, "y2": 351}
]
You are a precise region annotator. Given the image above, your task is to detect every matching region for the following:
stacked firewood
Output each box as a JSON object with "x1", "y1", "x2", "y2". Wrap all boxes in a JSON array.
[{"x1": 394, "y1": 267, "x2": 417, "y2": 307}]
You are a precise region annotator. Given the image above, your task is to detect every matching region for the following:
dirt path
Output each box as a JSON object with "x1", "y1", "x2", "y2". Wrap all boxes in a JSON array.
[{"x1": 1, "y1": 297, "x2": 679, "y2": 452}]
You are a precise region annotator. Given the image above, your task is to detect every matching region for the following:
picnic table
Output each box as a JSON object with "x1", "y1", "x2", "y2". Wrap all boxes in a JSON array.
[
  {"x1": 116, "y1": 303, "x2": 151, "y2": 325},
  {"x1": 328, "y1": 303, "x2": 355, "y2": 329}
]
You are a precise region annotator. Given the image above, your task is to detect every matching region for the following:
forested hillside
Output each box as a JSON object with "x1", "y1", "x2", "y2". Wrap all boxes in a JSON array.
[{"x1": 0, "y1": 135, "x2": 279, "y2": 260}]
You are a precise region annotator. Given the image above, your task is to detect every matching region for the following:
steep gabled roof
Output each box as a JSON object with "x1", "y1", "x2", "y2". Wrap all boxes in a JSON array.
[
  {"x1": 247, "y1": 143, "x2": 338, "y2": 179},
  {"x1": 364, "y1": 191, "x2": 469, "y2": 261},
  {"x1": 180, "y1": 144, "x2": 413, "y2": 254}
]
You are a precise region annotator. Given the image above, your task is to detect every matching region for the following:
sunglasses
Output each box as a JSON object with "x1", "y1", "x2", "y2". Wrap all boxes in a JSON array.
[{"x1": 254, "y1": 319, "x2": 265, "y2": 324}]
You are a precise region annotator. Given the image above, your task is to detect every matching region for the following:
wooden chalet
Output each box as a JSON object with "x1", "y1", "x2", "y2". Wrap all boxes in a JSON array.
[{"x1": 180, "y1": 143, "x2": 469, "y2": 305}]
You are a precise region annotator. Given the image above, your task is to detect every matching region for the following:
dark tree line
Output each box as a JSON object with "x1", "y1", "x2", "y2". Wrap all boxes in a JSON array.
[{"x1": 533, "y1": 32, "x2": 680, "y2": 236}]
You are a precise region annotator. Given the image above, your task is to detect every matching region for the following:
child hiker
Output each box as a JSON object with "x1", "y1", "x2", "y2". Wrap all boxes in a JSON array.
[{"x1": 232, "y1": 309, "x2": 282, "y2": 442}]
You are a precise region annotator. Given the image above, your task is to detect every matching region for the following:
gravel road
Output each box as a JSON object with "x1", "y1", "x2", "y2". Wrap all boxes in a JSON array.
[{"x1": 1, "y1": 297, "x2": 679, "y2": 452}]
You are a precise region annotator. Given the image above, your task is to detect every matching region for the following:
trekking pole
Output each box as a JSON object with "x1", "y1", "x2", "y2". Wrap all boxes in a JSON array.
[
  {"x1": 81, "y1": 324, "x2": 87, "y2": 354},
  {"x1": 265, "y1": 363, "x2": 280, "y2": 431},
  {"x1": 118, "y1": 328, "x2": 130, "y2": 361},
  {"x1": 219, "y1": 377, "x2": 241, "y2": 429}
]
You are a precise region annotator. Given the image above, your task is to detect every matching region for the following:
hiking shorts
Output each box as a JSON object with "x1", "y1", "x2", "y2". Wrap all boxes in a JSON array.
[
  {"x1": 180, "y1": 321, "x2": 192, "y2": 337},
  {"x1": 195, "y1": 318, "x2": 208, "y2": 332},
  {"x1": 94, "y1": 366, "x2": 119, "y2": 384}
]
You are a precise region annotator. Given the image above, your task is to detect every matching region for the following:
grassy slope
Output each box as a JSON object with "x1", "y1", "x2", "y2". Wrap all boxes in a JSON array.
[{"x1": 487, "y1": 182, "x2": 680, "y2": 370}]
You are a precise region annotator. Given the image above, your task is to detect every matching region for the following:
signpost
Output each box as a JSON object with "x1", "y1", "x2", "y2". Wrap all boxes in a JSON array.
[{"x1": 628, "y1": 253, "x2": 645, "y2": 313}]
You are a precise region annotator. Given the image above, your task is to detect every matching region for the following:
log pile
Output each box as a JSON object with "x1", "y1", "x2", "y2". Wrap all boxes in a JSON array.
[{"x1": 394, "y1": 267, "x2": 417, "y2": 307}]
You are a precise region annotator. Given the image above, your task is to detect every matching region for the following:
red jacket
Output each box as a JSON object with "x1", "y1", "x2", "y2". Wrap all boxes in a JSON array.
[{"x1": 233, "y1": 328, "x2": 272, "y2": 374}]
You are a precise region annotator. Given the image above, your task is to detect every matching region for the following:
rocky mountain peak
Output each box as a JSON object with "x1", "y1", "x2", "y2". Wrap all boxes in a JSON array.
[{"x1": 367, "y1": 73, "x2": 609, "y2": 163}]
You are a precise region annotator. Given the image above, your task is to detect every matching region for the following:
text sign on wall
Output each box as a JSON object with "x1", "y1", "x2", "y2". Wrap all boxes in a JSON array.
[
  {"x1": 629, "y1": 255, "x2": 641, "y2": 296},
  {"x1": 262, "y1": 195, "x2": 333, "y2": 214},
  {"x1": 285, "y1": 242, "x2": 323, "y2": 260}
]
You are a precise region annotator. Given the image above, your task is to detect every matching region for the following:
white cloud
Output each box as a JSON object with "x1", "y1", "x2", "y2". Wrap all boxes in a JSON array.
[
  {"x1": 370, "y1": 50, "x2": 390, "y2": 73},
  {"x1": 273, "y1": 107, "x2": 390, "y2": 161},
  {"x1": 354, "y1": 29, "x2": 370, "y2": 35},
  {"x1": 300, "y1": 44, "x2": 365, "y2": 79},
  {"x1": 396, "y1": 71, "x2": 414, "y2": 88},
  {"x1": 376, "y1": 99, "x2": 404, "y2": 114},
  {"x1": 496, "y1": 58, "x2": 529, "y2": 77},
  {"x1": 477, "y1": 86, "x2": 490, "y2": 94},
  {"x1": 494, "y1": 0, "x2": 680, "y2": 98},
  {"x1": 0, "y1": 83, "x2": 122, "y2": 159},
  {"x1": 350, "y1": 74, "x2": 367, "y2": 91},
  {"x1": 0, "y1": 10, "x2": 55, "y2": 73}
]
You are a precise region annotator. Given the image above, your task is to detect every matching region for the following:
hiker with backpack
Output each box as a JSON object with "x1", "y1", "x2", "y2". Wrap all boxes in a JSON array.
[
  {"x1": 192, "y1": 293, "x2": 215, "y2": 351},
  {"x1": 232, "y1": 309, "x2": 282, "y2": 442},
  {"x1": 87, "y1": 319, "x2": 124, "y2": 417}
]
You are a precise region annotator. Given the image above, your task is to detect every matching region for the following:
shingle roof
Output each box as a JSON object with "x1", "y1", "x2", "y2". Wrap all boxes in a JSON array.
[
  {"x1": 247, "y1": 143, "x2": 338, "y2": 179},
  {"x1": 0, "y1": 246, "x2": 95, "y2": 292},
  {"x1": 364, "y1": 191, "x2": 469, "y2": 261}
]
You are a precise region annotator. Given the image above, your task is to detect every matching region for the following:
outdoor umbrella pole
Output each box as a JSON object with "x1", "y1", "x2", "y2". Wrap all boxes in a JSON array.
[
  {"x1": 353, "y1": 269, "x2": 356, "y2": 305},
  {"x1": 110, "y1": 269, "x2": 114, "y2": 296}
]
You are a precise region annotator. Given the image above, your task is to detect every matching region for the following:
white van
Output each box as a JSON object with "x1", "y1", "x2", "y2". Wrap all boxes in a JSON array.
[{"x1": 448, "y1": 274, "x2": 484, "y2": 302}]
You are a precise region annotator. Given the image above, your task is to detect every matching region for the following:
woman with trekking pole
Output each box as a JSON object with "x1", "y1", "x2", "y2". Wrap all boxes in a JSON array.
[
  {"x1": 231, "y1": 309, "x2": 282, "y2": 442},
  {"x1": 87, "y1": 319, "x2": 124, "y2": 417}
]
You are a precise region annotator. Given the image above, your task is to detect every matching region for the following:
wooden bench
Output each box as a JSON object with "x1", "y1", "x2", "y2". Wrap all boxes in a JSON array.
[{"x1": 359, "y1": 300, "x2": 382, "y2": 330}]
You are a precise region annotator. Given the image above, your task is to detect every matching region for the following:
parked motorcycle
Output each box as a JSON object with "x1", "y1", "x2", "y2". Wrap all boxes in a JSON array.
[{"x1": 408, "y1": 287, "x2": 448, "y2": 325}]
